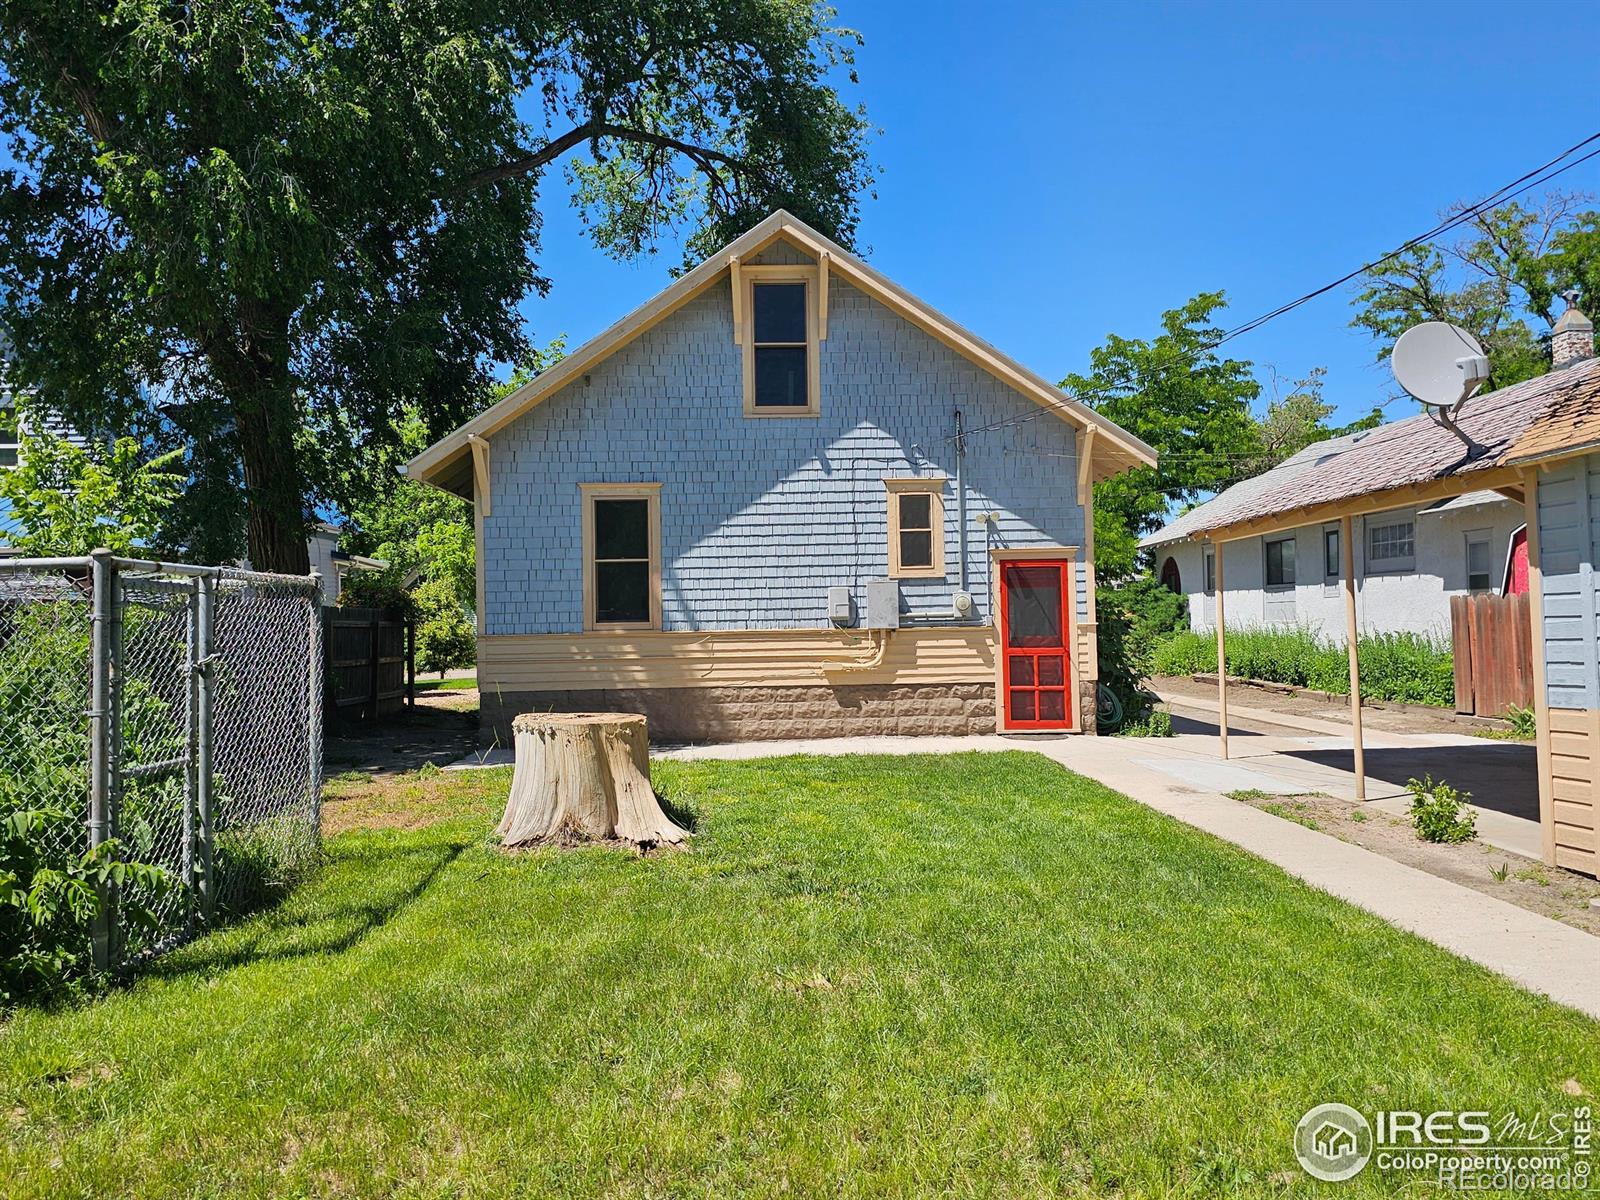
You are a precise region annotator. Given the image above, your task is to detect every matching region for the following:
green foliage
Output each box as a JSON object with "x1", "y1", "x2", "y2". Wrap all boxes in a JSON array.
[
  {"x1": 0, "y1": 418, "x2": 183, "y2": 555},
  {"x1": 1095, "y1": 577, "x2": 1187, "y2": 730},
  {"x1": 1066, "y1": 293, "x2": 1262, "y2": 581},
  {"x1": 1243, "y1": 367, "x2": 1384, "y2": 475},
  {"x1": 1505, "y1": 704, "x2": 1538, "y2": 739},
  {"x1": 1115, "y1": 709, "x2": 1173, "y2": 738},
  {"x1": 1406, "y1": 775, "x2": 1477, "y2": 845},
  {"x1": 1149, "y1": 625, "x2": 1455, "y2": 706},
  {"x1": 413, "y1": 577, "x2": 476, "y2": 676},
  {"x1": 1352, "y1": 194, "x2": 1600, "y2": 394},
  {"x1": 0, "y1": 603, "x2": 173, "y2": 1003},
  {"x1": 0, "y1": 2, "x2": 871, "y2": 570}
]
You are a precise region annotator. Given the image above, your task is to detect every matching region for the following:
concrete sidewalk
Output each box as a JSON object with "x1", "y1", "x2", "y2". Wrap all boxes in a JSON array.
[{"x1": 647, "y1": 731, "x2": 1600, "y2": 1021}]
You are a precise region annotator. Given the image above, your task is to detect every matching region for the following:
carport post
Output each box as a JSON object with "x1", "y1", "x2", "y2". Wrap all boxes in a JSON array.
[
  {"x1": 1213, "y1": 536, "x2": 1229, "y2": 760},
  {"x1": 1340, "y1": 515, "x2": 1366, "y2": 801}
]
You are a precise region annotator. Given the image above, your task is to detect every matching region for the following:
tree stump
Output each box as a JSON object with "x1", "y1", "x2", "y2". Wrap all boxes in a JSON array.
[{"x1": 497, "y1": 712, "x2": 688, "y2": 848}]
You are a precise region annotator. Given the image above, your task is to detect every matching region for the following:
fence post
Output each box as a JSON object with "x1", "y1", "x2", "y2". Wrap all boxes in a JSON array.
[
  {"x1": 183, "y1": 577, "x2": 200, "y2": 932},
  {"x1": 368, "y1": 608, "x2": 381, "y2": 722},
  {"x1": 308, "y1": 580, "x2": 324, "y2": 830},
  {"x1": 194, "y1": 572, "x2": 216, "y2": 920},
  {"x1": 406, "y1": 615, "x2": 416, "y2": 710},
  {"x1": 87, "y1": 549, "x2": 115, "y2": 972}
]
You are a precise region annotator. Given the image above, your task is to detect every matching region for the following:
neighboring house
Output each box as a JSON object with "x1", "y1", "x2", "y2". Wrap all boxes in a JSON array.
[
  {"x1": 301, "y1": 523, "x2": 388, "y2": 607},
  {"x1": 406, "y1": 210, "x2": 1155, "y2": 741},
  {"x1": 1144, "y1": 433, "x2": 1526, "y2": 641},
  {"x1": 1158, "y1": 294, "x2": 1600, "y2": 878}
]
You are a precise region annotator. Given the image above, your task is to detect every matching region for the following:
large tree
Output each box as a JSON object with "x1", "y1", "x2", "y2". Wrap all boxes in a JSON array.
[
  {"x1": 0, "y1": 2, "x2": 871, "y2": 572},
  {"x1": 1352, "y1": 192, "x2": 1600, "y2": 391},
  {"x1": 1064, "y1": 293, "x2": 1263, "y2": 581}
]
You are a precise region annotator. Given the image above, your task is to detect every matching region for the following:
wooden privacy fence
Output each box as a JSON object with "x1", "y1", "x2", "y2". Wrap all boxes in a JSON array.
[
  {"x1": 1450, "y1": 592, "x2": 1534, "y2": 717},
  {"x1": 323, "y1": 607, "x2": 414, "y2": 724}
]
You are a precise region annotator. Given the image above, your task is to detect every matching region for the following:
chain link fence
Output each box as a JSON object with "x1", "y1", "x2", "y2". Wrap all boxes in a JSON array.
[{"x1": 0, "y1": 553, "x2": 322, "y2": 971}]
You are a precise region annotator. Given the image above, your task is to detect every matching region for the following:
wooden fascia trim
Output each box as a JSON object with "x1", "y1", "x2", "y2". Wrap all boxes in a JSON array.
[
  {"x1": 1206, "y1": 466, "x2": 1524, "y2": 544},
  {"x1": 466, "y1": 433, "x2": 491, "y2": 517},
  {"x1": 729, "y1": 254, "x2": 743, "y2": 346},
  {"x1": 1077, "y1": 423, "x2": 1097, "y2": 508},
  {"x1": 818, "y1": 250, "x2": 830, "y2": 340}
]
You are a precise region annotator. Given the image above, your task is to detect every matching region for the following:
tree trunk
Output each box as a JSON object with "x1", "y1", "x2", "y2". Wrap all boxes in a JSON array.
[
  {"x1": 498, "y1": 713, "x2": 688, "y2": 848},
  {"x1": 214, "y1": 301, "x2": 310, "y2": 576}
]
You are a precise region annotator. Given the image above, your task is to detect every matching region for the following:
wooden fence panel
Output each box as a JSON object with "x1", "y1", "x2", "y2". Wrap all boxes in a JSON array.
[
  {"x1": 1450, "y1": 592, "x2": 1533, "y2": 717},
  {"x1": 323, "y1": 607, "x2": 415, "y2": 725}
]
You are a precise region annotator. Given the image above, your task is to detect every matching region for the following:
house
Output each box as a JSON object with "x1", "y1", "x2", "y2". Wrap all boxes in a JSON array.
[
  {"x1": 1143, "y1": 437, "x2": 1526, "y2": 641},
  {"x1": 1162, "y1": 293, "x2": 1600, "y2": 878},
  {"x1": 406, "y1": 210, "x2": 1155, "y2": 742}
]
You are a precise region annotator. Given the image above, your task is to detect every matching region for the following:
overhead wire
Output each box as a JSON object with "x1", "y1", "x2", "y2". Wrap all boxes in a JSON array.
[{"x1": 949, "y1": 129, "x2": 1600, "y2": 445}]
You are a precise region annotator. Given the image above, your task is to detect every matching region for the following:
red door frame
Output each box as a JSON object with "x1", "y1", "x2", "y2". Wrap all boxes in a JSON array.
[{"x1": 998, "y1": 558, "x2": 1074, "y2": 731}]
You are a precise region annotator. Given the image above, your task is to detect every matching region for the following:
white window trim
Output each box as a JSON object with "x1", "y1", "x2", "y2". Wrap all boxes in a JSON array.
[
  {"x1": 1203, "y1": 545, "x2": 1216, "y2": 595},
  {"x1": 885, "y1": 477, "x2": 946, "y2": 578},
  {"x1": 739, "y1": 265, "x2": 821, "y2": 417},
  {"x1": 1263, "y1": 534, "x2": 1297, "y2": 591},
  {"x1": 1464, "y1": 528, "x2": 1494, "y2": 593},
  {"x1": 0, "y1": 397, "x2": 18, "y2": 469},
  {"x1": 580, "y1": 482, "x2": 663, "y2": 632},
  {"x1": 1364, "y1": 512, "x2": 1417, "y2": 574}
]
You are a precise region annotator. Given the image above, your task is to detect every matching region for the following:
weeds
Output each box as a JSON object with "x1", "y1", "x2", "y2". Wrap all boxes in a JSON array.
[{"x1": 1406, "y1": 775, "x2": 1477, "y2": 844}]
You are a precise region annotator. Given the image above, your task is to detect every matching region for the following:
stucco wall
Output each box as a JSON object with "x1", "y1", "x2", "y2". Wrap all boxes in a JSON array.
[
  {"x1": 1537, "y1": 452, "x2": 1600, "y2": 709},
  {"x1": 482, "y1": 246, "x2": 1088, "y2": 635},
  {"x1": 1152, "y1": 498, "x2": 1522, "y2": 642}
]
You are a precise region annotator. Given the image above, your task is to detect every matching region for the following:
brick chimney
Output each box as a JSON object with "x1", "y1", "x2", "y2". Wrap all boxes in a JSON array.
[{"x1": 1552, "y1": 288, "x2": 1594, "y2": 368}]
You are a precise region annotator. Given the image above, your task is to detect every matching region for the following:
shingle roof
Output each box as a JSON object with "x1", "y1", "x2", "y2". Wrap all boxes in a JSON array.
[
  {"x1": 1141, "y1": 355, "x2": 1600, "y2": 547},
  {"x1": 1502, "y1": 362, "x2": 1600, "y2": 464}
]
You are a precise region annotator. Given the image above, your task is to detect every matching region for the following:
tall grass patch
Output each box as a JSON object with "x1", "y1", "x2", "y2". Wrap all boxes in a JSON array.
[{"x1": 1150, "y1": 624, "x2": 1454, "y2": 706}]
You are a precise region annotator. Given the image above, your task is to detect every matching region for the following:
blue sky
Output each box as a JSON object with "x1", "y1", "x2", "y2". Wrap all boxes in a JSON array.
[{"x1": 528, "y1": 0, "x2": 1600, "y2": 427}]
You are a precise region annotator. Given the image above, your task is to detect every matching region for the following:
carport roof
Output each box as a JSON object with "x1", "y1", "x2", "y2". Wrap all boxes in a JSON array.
[{"x1": 1142, "y1": 355, "x2": 1600, "y2": 547}]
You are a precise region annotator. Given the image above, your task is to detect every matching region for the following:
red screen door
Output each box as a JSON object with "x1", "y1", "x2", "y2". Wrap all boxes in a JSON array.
[{"x1": 999, "y1": 560, "x2": 1073, "y2": 730}]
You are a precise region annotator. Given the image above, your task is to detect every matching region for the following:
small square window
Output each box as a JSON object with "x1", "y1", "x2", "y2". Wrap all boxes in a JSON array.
[{"x1": 1265, "y1": 536, "x2": 1296, "y2": 587}]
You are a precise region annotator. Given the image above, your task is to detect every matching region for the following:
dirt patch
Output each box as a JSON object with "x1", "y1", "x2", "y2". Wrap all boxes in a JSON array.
[
  {"x1": 1153, "y1": 674, "x2": 1518, "y2": 738},
  {"x1": 322, "y1": 689, "x2": 481, "y2": 778},
  {"x1": 1231, "y1": 790, "x2": 1600, "y2": 935}
]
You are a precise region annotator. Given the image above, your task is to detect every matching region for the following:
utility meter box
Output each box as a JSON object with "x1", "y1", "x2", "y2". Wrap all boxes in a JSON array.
[
  {"x1": 827, "y1": 586, "x2": 855, "y2": 628},
  {"x1": 865, "y1": 580, "x2": 900, "y2": 629}
]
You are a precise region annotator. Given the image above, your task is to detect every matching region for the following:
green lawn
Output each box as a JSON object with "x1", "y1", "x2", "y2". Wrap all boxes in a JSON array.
[{"x1": 3, "y1": 753, "x2": 1595, "y2": 1198}]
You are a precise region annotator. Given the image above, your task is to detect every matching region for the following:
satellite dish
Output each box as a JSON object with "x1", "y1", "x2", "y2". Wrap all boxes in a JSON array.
[{"x1": 1391, "y1": 321, "x2": 1491, "y2": 408}]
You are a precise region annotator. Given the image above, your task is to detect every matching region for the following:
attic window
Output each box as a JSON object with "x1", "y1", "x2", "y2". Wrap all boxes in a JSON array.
[
  {"x1": 885, "y1": 479, "x2": 946, "y2": 578},
  {"x1": 741, "y1": 266, "x2": 819, "y2": 416}
]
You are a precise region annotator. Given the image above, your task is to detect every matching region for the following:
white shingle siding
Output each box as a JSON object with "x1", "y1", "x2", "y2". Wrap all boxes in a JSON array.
[
  {"x1": 1537, "y1": 452, "x2": 1600, "y2": 709},
  {"x1": 484, "y1": 271, "x2": 1087, "y2": 635}
]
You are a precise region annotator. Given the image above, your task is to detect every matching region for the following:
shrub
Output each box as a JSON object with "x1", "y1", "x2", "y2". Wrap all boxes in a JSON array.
[
  {"x1": 1149, "y1": 624, "x2": 1455, "y2": 707},
  {"x1": 1406, "y1": 775, "x2": 1476, "y2": 844},
  {"x1": 1096, "y1": 580, "x2": 1188, "y2": 732},
  {"x1": 1116, "y1": 709, "x2": 1174, "y2": 738}
]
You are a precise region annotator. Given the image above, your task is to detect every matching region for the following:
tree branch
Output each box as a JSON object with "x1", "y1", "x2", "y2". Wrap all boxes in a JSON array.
[{"x1": 454, "y1": 121, "x2": 745, "y2": 195}]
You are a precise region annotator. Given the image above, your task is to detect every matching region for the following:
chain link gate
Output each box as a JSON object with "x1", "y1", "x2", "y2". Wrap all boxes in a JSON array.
[{"x1": 0, "y1": 552, "x2": 323, "y2": 973}]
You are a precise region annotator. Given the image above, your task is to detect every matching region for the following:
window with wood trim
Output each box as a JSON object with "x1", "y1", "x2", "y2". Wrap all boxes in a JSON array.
[
  {"x1": 741, "y1": 266, "x2": 819, "y2": 416},
  {"x1": 885, "y1": 479, "x2": 946, "y2": 578},
  {"x1": 1323, "y1": 527, "x2": 1340, "y2": 582},
  {"x1": 581, "y1": 483, "x2": 662, "y2": 630}
]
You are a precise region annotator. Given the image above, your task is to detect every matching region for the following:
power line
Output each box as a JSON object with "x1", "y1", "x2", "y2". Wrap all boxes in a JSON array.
[{"x1": 952, "y1": 129, "x2": 1600, "y2": 445}]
